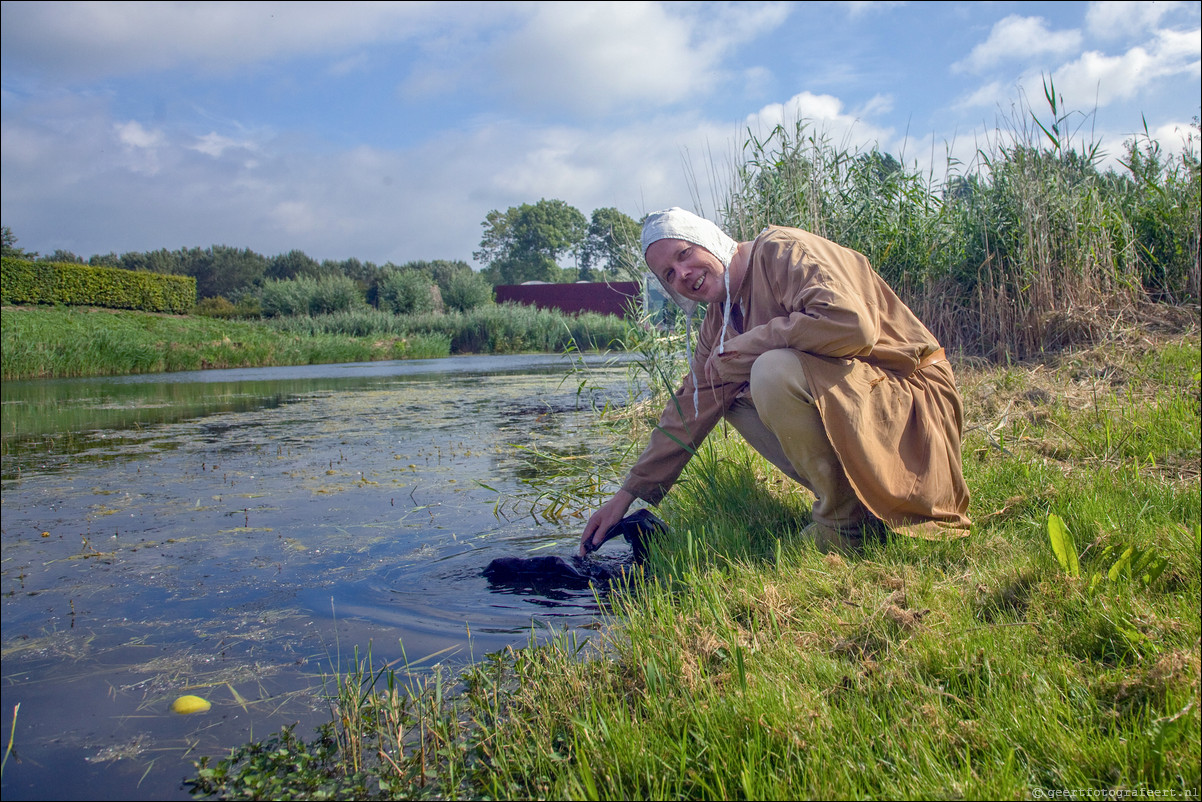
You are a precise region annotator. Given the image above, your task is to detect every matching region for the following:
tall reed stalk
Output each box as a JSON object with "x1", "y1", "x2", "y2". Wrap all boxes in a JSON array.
[{"x1": 721, "y1": 81, "x2": 1200, "y2": 360}]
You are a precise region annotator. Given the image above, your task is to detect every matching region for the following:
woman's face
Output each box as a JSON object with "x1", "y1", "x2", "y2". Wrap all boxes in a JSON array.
[{"x1": 645, "y1": 238, "x2": 727, "y2": 305}]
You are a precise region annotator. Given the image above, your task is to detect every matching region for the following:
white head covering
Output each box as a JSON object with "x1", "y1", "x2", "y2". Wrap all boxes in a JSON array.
[
  {"x1": 641, "y1": 207, "x2": 738, "y2": 315},
  {"x1": 641, "y1": 207, "x2": 740, "y2": 417}
]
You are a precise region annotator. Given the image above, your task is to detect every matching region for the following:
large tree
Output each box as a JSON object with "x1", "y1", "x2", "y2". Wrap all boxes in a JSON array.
[
  {"x1": 474, "y1": 199, "x2": 587, "y2": 285},
  {"x1": 579, "y1": 207, "x2": 641, "y2": 280}
]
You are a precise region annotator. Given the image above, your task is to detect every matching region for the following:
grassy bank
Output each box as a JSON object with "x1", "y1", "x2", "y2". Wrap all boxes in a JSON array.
[
  {"x1": 0, "y1": 304, "x2": 629, "y2": 380},
  {"x1": 186, "y1": 330, "x2": 1200, "y2": 800}
]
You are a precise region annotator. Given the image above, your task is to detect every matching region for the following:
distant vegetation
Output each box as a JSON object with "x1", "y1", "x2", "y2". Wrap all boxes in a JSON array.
[
  {"x1": 0, "y1": 202, "x2": 643, "y2": 319},
  {"x1": 0, "y1": 307, "x2": 449, "y2": 380},
  {"x1": 0, "y1": 303, "x2": 631, "y2": 380},
  {"x1": 1, "y1": 201, "x2": 644, "y2": 379}
]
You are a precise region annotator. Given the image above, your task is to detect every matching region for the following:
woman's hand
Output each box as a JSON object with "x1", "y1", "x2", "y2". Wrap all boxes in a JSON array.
[
  {"x1": 579, "y1": 490, "x2": 635, "y2": 558},
  {"x1": 704, "y1": 348, "x2": 739, "y2": 384}
]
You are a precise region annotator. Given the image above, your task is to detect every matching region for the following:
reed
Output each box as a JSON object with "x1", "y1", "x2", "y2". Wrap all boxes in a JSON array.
[
  {"x1": 0, "y1": 307, "x2": 450, "y2": 380},
  {"x1": 723, "y1": 83, "x2": 1200, "y2": 361},
  {"x1": 1, "y1": 303, "x2": 632, "y2": 380}
]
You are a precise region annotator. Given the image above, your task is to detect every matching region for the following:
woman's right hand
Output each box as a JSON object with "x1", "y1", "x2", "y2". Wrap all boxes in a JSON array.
[{"x1": 578, "y1": 490, "x2": 635, "y2": 558}]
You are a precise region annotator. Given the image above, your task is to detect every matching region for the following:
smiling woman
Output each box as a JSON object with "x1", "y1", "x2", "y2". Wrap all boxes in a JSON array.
[{"x1": 580, "y1": 207, "x2": 972, "y2": 561}]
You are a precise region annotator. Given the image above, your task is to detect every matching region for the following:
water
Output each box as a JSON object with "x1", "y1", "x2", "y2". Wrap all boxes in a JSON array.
[{"x1": 0, "y1": 353, "x2": 640, "y2": 800}]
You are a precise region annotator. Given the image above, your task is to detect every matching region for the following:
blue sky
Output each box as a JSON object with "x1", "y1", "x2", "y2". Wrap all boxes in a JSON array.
[{"x1": 2, "y1": 1, "x2": 1199, "y2": 268}]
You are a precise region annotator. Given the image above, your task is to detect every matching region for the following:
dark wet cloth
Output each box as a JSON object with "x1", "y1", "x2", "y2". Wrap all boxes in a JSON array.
[{"x1": 483, "y1": 510, "x2": 667, "y2": 589}]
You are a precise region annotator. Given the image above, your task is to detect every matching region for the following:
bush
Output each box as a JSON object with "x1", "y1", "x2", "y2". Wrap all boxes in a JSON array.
[
  {"x1": 441, "y1": 269, "x2": 494, "y2": 312},
  {"x1": 260, "y1": 275, "x2": 366, "y2": 317},
  {"x1": 192, "y1": 295, "x2": 261, "y2": 319},
  {"x1": 1, "y1": 257, "x2": 196, "y2": 313},
  {"x1": 377, "y1": 269, "x2": 440, "y2": 315},
  {"x1": 722, "y1": 90, "x2": 1200, "y2": 361}
]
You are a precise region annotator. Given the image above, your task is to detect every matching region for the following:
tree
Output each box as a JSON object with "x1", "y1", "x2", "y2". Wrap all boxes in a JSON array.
[
  {"x1": 395, "y1": 259, "x2": 474, "y2": 294},
  {"x1": 41, "y1": 249, "x2": 84, "y2": 264},
  {"x1": 1, "y1": 226, "x2": 36, "y2": 259},
  {"x1": 579, "y1": 207, "x2": 641, "y2": 280},
  {"x1": 118, "y1": 248, "x2": 182, "y2": 273},
  {"x1": 474, "y1": 199, "x2": 587, "y2": 285},
  {"x1": 322, "y1": 257, "x2": 379, "y2": 285},
  {"x1": 267, "y1": 250, "x2": 321, "y2": 281},
  {"x1": 181, "y1": 245, "x2": 269, "y2": 300},
  {"x1": 89, "y1": 252, "x2": 122, "y2": 267}
]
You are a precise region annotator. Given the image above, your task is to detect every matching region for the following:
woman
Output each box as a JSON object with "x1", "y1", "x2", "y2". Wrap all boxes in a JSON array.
[{"x1": 579, "y1": 207, "x2": 970, "y2": 557}]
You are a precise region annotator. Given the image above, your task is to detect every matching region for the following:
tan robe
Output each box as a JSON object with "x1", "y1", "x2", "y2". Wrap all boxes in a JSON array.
[{"x1": 622, "y1": 226, "x2": 971, "y2": 539}]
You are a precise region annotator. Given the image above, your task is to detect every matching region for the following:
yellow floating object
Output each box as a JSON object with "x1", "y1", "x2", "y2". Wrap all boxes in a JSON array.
[{"x1": 172, "y1": 695, "x2": 211, "y2": 714}]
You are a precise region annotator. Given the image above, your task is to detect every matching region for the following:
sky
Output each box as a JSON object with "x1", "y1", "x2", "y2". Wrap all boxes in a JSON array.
[{"x1": 2, "y1": 1, "x2": 1199, "y2": 269}]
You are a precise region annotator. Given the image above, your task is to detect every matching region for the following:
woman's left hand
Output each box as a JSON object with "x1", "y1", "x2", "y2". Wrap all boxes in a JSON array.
[{"x1": 704, "y1": 348, "x2": 738, "y2": 384}]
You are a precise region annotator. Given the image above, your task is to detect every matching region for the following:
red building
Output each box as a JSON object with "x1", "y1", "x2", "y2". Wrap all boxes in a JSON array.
[{"x1": 495, "y1": 281, "x2": 642, "y2": 319}]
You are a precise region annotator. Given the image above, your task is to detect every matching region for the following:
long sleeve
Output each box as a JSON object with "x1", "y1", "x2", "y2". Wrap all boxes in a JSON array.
[
  {"x1": 712, "y1": 233, "x2": 881, "y2": 384},
  {"x1": 621, "y1": 311, "x2": 746, "y2": 504}
]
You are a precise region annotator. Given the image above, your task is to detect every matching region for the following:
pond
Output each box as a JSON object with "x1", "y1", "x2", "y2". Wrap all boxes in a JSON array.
[{"x1": 0, "y1": 353, "x2": 642, "y2": 801}]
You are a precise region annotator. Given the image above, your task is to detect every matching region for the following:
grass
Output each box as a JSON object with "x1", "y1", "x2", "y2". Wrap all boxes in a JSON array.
[
  {"x1": 183, "y1": 330, "x2": 1200, "y2": 801},
  {"x1": 0, "y1": 303, "x2": 630, "y2": 380}
]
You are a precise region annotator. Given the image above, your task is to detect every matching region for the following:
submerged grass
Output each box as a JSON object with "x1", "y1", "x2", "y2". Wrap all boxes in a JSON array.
[{"x1": 184, "y1": 332, "x2": 1200, "y2": 800}]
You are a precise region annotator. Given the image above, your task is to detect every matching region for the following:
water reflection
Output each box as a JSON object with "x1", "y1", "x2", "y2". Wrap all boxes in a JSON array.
[{"x1": 0, "y1": 353, "x2": 638, "y2": 802}]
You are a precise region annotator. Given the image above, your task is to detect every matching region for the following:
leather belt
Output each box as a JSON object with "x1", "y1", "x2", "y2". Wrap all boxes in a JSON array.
[{"x1": 916, "y1": 347, "x2": 947, "y2": 371}]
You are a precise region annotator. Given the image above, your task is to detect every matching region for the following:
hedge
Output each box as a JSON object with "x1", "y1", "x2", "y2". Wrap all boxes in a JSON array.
[{"x1": 0, "y1": 257, "x2": 197, "y2": 314}]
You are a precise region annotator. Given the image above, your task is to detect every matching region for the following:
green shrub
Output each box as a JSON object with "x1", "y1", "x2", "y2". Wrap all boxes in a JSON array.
[
  {"x1": 260, "y1": 275, "x2": 366, "y2": 317},
  {"x1": 722, "y1": 87, "x2": 1200, "y2": 361},
  {"x1": 441, "y1": 269, "x2": 494, "y2": 312},
  {"x1": 1, "y1": 256, "x2": 196, "y2": 313},
  {"x1": 377, "y1": 269, "x2": 439, "y2": 315},
  {"x1": 191, "y1": 295, "x2": 259, "y2": 319}
]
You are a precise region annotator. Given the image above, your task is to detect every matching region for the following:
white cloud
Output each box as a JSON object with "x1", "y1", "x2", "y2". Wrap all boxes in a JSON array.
[
  {"x1": 855, "y1": 93, "x2": 894, "y2": 120},
  {"x1": 4, "y1": 2, "x2": 1196, "y2": 270},
  {"x1": 1149, "y1": 118, "x2": 1201, "y2": 156},
  {"x1": 955, "y1": 15, "x2": 1083, "y2": 74},
  {"x1": 1053, "y1": 27, "x2": 1202, "y2": 107},
  {"x1": 845, "y1": 1, "x2": 906, "y2": 19},
  {"x1": 954, "y1": 21, "x2": 1200, "y2": 114},
  {"x1": 954, "y1": 80, "x2": 1008, "y2": 111},
  {"x1": 491, "y1": 2, "x2": 708, "y2": 114},
  {"x1": 190, "y1": 132, "x2": 256, "y2": 158},
  {"x1": 0, "y1": 1, "x2": 486, "y2": 79},
  {"x1": 0, "y1": 80, "x2": 744, "y2": 264},
  {"x1": 113, "y1": 120, "x2": 168, "y2": 175},
  {"x1": 1085, "y1": 0, "x2": 1184, "y2": 39},
  {"x1": 488, "y1": 1, "x2": 791, "y2": 115},
  {"x1": 115, "y1": 120, "x2": 165, "y2": 149},
  {"x1": 742, "y1": 91, "x2": 894, "y2": 151}
]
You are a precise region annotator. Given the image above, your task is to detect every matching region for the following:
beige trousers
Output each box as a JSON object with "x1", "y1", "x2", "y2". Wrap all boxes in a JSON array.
[{"x1": 725, "y1": 349, "x2": 871, "y2": 533}]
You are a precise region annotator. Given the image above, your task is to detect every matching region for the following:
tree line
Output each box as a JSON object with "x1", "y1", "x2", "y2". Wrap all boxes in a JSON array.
[{"x1": 1, "y1": 201, "x2": 643, "y2": 312}]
